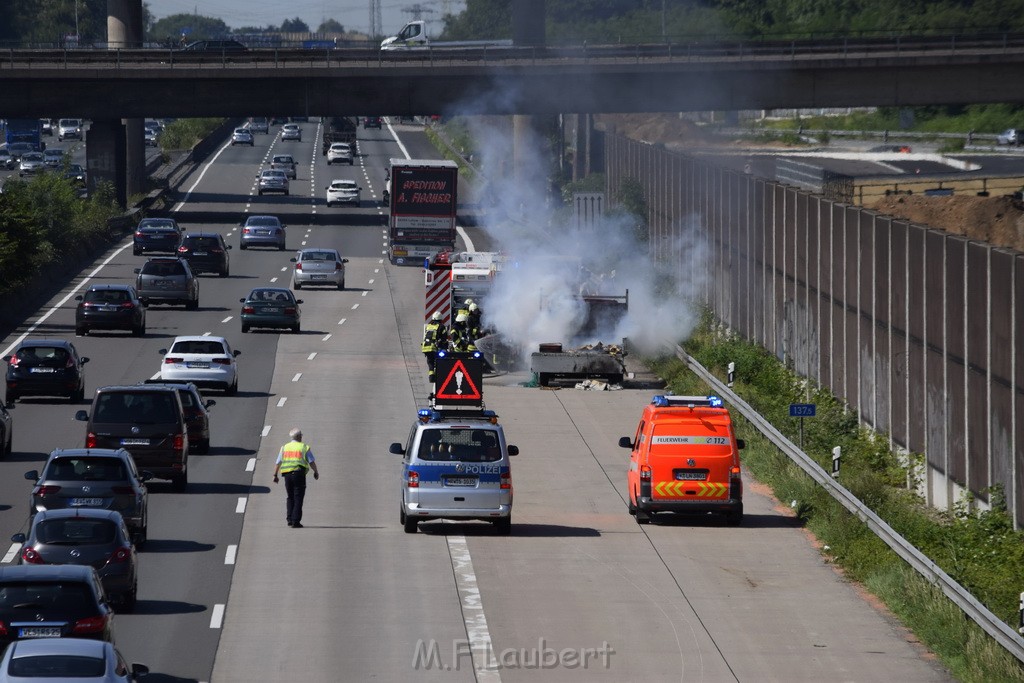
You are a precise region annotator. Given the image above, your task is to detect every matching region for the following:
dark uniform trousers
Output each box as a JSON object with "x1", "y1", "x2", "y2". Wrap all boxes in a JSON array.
[{"x1": 284, "y1": 469, "x2": 308, "y2": 525}]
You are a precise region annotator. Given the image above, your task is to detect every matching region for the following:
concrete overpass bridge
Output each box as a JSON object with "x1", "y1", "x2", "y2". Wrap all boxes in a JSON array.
[{"x1": 4, "y1": 28, "x2": 1024, "y2": 202}]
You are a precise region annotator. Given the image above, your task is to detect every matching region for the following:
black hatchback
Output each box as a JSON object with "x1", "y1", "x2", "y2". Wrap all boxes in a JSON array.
[
  {"x1": 177, "y1": 232, "x2": 231, "y2": 277},
  {"x1": 74, "y1": 285, "x2": 146, "y2": 337},
  {"x1": 4, "y1": 339, "x2": 89, "y2": 405},
  {"x1": 11, "y1": 509, "x2": 138, "y2": 611},
  {"x1": 0, "y1": 565, "x2": 114, "y2": 647}
]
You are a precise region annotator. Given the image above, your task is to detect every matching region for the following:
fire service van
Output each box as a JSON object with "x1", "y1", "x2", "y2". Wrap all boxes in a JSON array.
[{"x1": 620, "y1": 395, "x2": 745, "y2": 525}]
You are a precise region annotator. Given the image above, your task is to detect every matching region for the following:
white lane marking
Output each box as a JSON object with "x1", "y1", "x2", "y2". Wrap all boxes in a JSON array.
[
  {"x1": 361, "y1": 291, "x2": 368, "y2": 297},
  {"x1": 245, "y1": 457, "x2": 256, "y2": 472},
  {"x1": 261, "y1": 425, "x2": 272, "y2": 437},
  {"x1": 149, "y1": 372, "x2": 160, "y2": 380},
  {"x1": 291, "y1": 373, "x2": 302, "y2": 382},
  {"x1": 374, "y1": 269, "x2": 379, "y2": 273},
  {"x1": 224, "y1": 545, "x2": 237, "y2": 565},
  {"x1": 0, "y1": 242, "x2": 133, "y2": 360},
  {"x1": 270, "y1": 277, "x2": 278, "y2": 283},
  {"x1": 202, "y1": 331, "x2": 211, "y2": 336},
  {"x1": 307, "y1": 352, "x2": 317, "y2": 360},
  {"x1": 210, "y1": 604, "x2": 225, "y2": 629},
  {"x1": 447, "y1": 535, "x2": 501, "y2": 682},
  {"x1": 221, "y1": 316, "x2": 232, "y2": 323},
  {"x1": 280, "y1": 267, "x2": 287, "y2": 272},
  {"x1": 351, "y1": 303, "x2": 359, "y2": 310},
  {"x1": 172, "y1": 141, "x2": 233, "y2": 212},
  {"x1": 2, "y1": 543, "x2": 19, "y2": 564},
  {"x1": 379, "y1": 259, "x2": 384, "y2": 264},
  {"x1": 277, "y1": 397, "x2": 287, "y2": 407},
  {"x1": 368, "y1": 279, "x2": 375, "y2": 284},
  {"x1": 235, "y1": 497, "x2": 247, "y2": 514},
  {"x1": 337, "y1": 318, "x2": 346, "y2": 325},
  {"x1": 322, "y1": 333, "x2": 332, "y2": 341},
  {"x1": 301, "y1": 241, "x2": 307, "y2": 246}
]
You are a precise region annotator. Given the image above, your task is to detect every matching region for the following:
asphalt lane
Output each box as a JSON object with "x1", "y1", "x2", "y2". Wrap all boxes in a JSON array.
[{"x1": 2, "y1": 118, "x2": 953, "y2": 682}]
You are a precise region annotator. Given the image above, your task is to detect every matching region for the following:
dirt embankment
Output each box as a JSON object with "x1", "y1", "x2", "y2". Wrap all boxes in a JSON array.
[{"x1": 598, "y1": 113, "x2": 1024, "y2": 252}]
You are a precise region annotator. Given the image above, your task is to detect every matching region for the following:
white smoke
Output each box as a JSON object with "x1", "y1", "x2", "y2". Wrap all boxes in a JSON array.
[{"x1": 450, "y1": 113, "x2": 710, "y2": 363}]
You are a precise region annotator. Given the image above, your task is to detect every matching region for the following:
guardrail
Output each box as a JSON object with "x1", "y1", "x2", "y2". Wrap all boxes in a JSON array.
[
  {"x1": 3, "y1": 31, "x2": 1024, "y2": 69},
  {"x1": 675, "y1": 344, "x2": 1024, "y2": 663}
]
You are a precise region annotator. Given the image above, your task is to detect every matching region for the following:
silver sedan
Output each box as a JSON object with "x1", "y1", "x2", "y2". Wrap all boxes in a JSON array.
[{"x1": 290, "y1": 248, "x2": 348, "y2": 290}]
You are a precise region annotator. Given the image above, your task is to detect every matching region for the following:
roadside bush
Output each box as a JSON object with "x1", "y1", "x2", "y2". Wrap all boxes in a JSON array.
[{"x1": 159, "y1": 118, "x2": 225, "y2": 153}]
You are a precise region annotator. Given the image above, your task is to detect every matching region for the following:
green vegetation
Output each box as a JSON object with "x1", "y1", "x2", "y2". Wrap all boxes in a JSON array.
[
  {"x1": 0, "y1": 172, "x2": 121, "y2": 296},
  {"x1": 158, "y1": 118, "x2": 227, "y2": 157},
  {"x1": 648, "y1": 313, "x2": 1024, "y2": 682}
]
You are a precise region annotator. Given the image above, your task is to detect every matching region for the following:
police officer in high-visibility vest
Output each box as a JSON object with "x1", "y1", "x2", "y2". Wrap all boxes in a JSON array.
[
  {"x1": 422, "y1": 311, "x2": 448, "y2": 383},
  {"x1": 272, "y1": 428, "x2": 320, "y2": 528}
]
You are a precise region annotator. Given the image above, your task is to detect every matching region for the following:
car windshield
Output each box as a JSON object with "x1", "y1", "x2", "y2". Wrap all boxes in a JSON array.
[
  {"x1": 249, "y1": 289, "x2": 293, "y2": 303},
  {"x1": 300, "y1": 251, "x2": 335, "y2": 261},
  {"x1": 8, "y1": 654, "x2": 107, "y2": 677},
  {"x1": 331, "y1": 144, "x2": 349, "y2": 151},
  {"x1": 15, "y1": 346, "x2": 68, "y2": 366},
  {"x1": 234, "y1": 129, "x2": 249, "y2": 135},
  {"x1": 93, "y1": 391, "x2": 177, "y2": 424},
  {"x1": 273, "y1": 156, "x2": 293, "y2": 164},
  {"x1": 45, "y1": 457, "x2": 128, "y2": 482},
  {"x1": 23, "y1": 153, "x2": 43, "y2": 162},
  {"x1": 417, "y1": 429, "x2": 501, "y2": 462},
  {"x1": 170, "y1": 339, "x2": 227, "y2": 355},
  {"x1": 0, "y1": 582, "x2": 93, "y2": 610},
  {"x1": 83, "y1": 289, "x2": 129, "y2": 304},
  {"x1": 141, "y1": 261, "x2": 186, "y2": 276},
  {"x1": 262, "y1": 171, "x2": 285, "y2": 179},
  {"x1": 184, "y1": 236, "x2": 220, "y2": 248},
  {"x1": 36, "y1": 518, "x2": 118, "y2": 545},
  {"x1": 139, "y1": 219, "x2": 176, "y2": 229},
  {"x1": 246, "y1": 217, "x2": 279, "y2": 227}
]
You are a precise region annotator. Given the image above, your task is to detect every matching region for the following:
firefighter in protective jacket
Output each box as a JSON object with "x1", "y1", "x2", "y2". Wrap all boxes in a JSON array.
[
  {"x1": 422, "y1": 312, "x2": 448, "y2": 382},
  {"x1": 449, "y1": 313, "x2": 476, "y2": 353}
]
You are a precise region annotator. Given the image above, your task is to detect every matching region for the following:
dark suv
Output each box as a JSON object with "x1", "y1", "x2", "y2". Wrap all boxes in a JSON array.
[
  {"x1": 134, "y1": 258, "x2": 199, "y2": 309},
  {"x1": 74, "y1": 285, "x2": 146, "y2": 337},
  {"x1": 24, "y1": 448, "x2": 150, "y2": 545},
  {"x1": 142, "y1": 380, "x2": 214, "y2": 454},
  {"x1": 4, "y1": 339, "x2": 89, "y2": 405},
  {"x1": 177, "y1": 232, "x2": 231, "y2": 277},
  {"x1": 363, "y1": 116, "x2": 382, "y2": 129},
  {"x1": 0, "y1": 565, "x2": 114, "y2": 647},
  {"x1": 75, "y1": 385, "x2": 189, "y2": 491}
]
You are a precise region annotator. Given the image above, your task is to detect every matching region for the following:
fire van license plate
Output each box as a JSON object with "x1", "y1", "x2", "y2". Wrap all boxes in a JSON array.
[
  {"x1": 676, "y1": 472, "x2": 707, "y2": 481},
  {"x1": 445, "y1": 476, "x2": 477, "y2": 487}
]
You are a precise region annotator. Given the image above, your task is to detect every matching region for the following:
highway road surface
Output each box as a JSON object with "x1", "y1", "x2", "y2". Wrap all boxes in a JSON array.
[{"x1": 0, "y1": 118, "x2": 953, "y2": 682}]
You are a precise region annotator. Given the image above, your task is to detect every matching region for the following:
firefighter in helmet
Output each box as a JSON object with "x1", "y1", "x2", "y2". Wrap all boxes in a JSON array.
[
  {"x1": 449, "y1": 312, "x2": 476, "y2": 353},
  {"x1": 467, "y1": 302, "x2": 483, "y2": 339},
  {"x1": 456, "y1": 298, "x2": 473, "y2": 321},
  {"x1": 422, "y1": 311, "x2": 448, "y2": 382}
]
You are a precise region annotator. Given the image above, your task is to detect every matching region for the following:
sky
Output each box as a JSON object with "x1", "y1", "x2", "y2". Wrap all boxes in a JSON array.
[{"x1": 151, "y1": 0, "x2": 465, "y2": 36}]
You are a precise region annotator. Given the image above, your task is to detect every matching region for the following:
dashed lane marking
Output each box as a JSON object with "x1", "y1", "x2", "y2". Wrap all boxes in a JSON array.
[
  {"x1": 225, "y1": 545, "x2": 237, "y2": 565},
  {"x1": 270, "y1": 277, "x2": 278, "y2": 283},
  {"x1": 322, "y1": 333, "x2": 332, "y2": 341},
  {"x1": 210, "y1": 604, "x2": 225, "y2": 629},
  {"x1": 221, "y1": 317, "x2": 232, "y2": 323},
  {"x1": 351, "y1": 303, "x2": 359, "y2": 310},
  {"x1": 307, "y1": 352, "x2": 317, "y2": 360},
  {"x1": 245, "y1": 458, "x2": 256, "y2": 472},
  {"x1": 361, "y1": 291, "x2": 368, "y2": 297},
  {"x1": 2, "y1": 543, "x2": 19, "y2": 564},
  {"x1": 291, "y1": 373, "x2": 302, "y2": 382},
  {"x1": 368, "y1": 279, "x2": 375, "y2": 284},
  {"x1": 277, "y1": 397, "x2": 287, "y2": 408},
  {"x1": 235, "y1": 498, "x2": 247, "y2": 514},
  {"x1": 337, "y1": 318, "x2": 346, "y2": 325},
  {"x1": 261, "y1": 425, "x2": 272, "y2": 437}
]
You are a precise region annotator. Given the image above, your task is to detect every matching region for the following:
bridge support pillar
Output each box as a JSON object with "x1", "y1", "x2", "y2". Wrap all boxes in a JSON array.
[
  {"x1": 87, "y1": 120, "x2": 127, "y2": 206},
  {"x1": 107, "y1": 0, "x2": 145, "y2": 200}
]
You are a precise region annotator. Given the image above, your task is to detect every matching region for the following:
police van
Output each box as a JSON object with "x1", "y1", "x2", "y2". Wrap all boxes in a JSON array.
[
  {"x1": 620, "y1": 395, "x2": 745, "y2": 525},
  {"x1": 390, "y1": 407, "x2": 518, "y2": 534}
]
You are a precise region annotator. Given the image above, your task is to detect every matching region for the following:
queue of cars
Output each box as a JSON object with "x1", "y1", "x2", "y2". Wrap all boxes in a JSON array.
[{"x1": 0, "y1": 117, "x2": 368, "y2": 676}]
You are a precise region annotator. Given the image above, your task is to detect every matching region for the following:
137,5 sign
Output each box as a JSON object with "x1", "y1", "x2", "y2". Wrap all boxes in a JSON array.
[{"x1": 789, "y1": 403, "x2": 816, "y2": 417}]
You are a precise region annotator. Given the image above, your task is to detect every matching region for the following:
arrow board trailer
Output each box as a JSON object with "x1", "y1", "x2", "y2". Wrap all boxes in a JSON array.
[{"x1": 389, "y1": 159, "x2": 458, "y2": 265}]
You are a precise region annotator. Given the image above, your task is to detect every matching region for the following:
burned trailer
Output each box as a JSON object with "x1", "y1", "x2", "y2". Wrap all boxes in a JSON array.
[{"x1": 530, "y1": 291, "x2": 629, "y2": 387}]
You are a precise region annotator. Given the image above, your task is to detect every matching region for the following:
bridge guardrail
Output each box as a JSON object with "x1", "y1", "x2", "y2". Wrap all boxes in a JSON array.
[
  {"x1": 676, "y1": 344, "x2": 1024, "y2": 663},
  {"x1": 4, "y1": 31, "x2": 1024, "y2": 69}
]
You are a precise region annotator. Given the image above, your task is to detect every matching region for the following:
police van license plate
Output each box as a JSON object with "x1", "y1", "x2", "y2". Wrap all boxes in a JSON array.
[
  {"x1": 676, "y1": 472, "x2": 707, "y2": 481},
  {"x1": 70, "y1": 498, "x2": 104, "y2": 507},
  {"x1": 444, "y1": 476, "x2": 477, "y2": 487},
  {"x1": 19, "y1": 627, "x2": 61, "y2": 638}
]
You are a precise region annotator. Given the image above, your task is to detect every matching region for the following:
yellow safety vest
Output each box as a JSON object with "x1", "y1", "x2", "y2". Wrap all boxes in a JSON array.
[
  {"x1": 422, "y1": 322, "x2": 443, "y2": 352},
  {"x1": 279, "y1": 441, "x2": 311, "y2": 473}
]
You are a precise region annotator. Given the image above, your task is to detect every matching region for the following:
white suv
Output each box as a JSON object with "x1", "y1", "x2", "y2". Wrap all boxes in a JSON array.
[
  {"x1": 326, "y1": 142, "x2": 353, "y2": 165},
  {"x1": 58, "y1": 118, "x2": 83, "y2": 141}
]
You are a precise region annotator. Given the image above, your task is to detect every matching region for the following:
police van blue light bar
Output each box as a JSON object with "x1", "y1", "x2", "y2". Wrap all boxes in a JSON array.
[
  {"x1": 417, "y1": 408, "x2": 433, "y2": 419},
  {"x1": 652, "y1": 395, "x2": 724, "y2": 408}
]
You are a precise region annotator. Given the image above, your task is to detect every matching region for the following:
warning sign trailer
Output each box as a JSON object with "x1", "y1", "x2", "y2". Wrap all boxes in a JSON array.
[{"x1": 432, "y1": 353, "x2": 485, "y2": 410}]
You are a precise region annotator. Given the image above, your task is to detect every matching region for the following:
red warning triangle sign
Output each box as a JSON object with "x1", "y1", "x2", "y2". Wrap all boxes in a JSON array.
[{"x1": 435, "y1": 359, "x2": 482, "y2": 401}]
